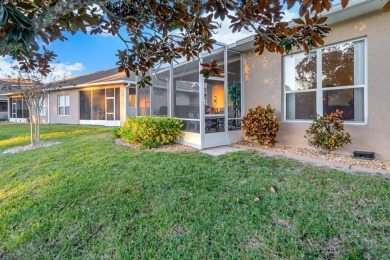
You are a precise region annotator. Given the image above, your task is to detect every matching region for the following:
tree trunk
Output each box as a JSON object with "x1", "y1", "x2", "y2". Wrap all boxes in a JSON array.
[
  {"x1": 36, "y1": 113, "x2": 41, "y2": 145},
  {"x1": 29, "y1": 114, "x2": 34, "y2": 145}
]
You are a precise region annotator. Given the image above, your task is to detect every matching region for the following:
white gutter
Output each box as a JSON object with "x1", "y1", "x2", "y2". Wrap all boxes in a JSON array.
[
  {"x1": 324, "y1": 0, "x2": 376, "y2": 17},
  {"x1": 59, "y1": 80, "x2": 134, "y2": 90}
]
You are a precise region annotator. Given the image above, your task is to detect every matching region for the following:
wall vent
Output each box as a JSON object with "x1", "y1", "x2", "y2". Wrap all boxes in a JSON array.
[{"x1": 353, "y1": 151, "x2": 375, "y2": 160}]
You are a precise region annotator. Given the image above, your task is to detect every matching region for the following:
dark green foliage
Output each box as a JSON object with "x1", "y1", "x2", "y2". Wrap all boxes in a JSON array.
[
  {"x1": 242, "y1": 104, "x2": 280, "y2": 146},
  {"x1": 120, "y1": 116, "x2": 183, "y2": 148},
  {"x1": 305, "y1": 110, "x2": 352, "y2": 154},
  {"x1": 228, "y1": 81, "x2": 241, "y2": 111},
  {"x1": 112, "y1": 127, "x2": 121, "y2": 138}
]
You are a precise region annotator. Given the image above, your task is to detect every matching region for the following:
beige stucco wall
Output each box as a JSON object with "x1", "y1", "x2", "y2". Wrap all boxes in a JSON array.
[
  {"x1": 49, "y1": 89, "x2": 80, "y2": 124},
  {"x1": 39, "y1": 96, "x2": 49, "y2": 124},
  {"x1": 48, "y1": 84, "x2": 126, "y2": 125},
  {"x1": 244, "y1": 10, "x2": 390, "y2": 159}
]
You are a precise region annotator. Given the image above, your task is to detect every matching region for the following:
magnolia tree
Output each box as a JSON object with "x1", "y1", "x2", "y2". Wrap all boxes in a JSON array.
[
  {"x1": 1, "y1": 0, "x2": 389, "y2": 86},
  {"x1": 1, "y1": 64, "x2": 61, "y2": 145}
]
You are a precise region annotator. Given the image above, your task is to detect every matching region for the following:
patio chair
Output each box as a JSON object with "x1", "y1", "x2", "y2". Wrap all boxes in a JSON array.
[{"x1": 186, "y1": 112, "x2": 199, "y2": 132}]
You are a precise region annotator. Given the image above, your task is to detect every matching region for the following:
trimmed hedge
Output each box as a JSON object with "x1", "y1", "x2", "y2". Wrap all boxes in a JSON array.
[{"x1": 119, "y1": 116, "x2": 183, "y2": 148}]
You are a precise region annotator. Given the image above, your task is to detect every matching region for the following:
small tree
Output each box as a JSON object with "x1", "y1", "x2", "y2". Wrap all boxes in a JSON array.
[
  {"x1": 1, "y1": 65, "x2": 61, "y2": 145},
  {"x1": 305, "y1": 110, "x2": 352, "y2": 154}
]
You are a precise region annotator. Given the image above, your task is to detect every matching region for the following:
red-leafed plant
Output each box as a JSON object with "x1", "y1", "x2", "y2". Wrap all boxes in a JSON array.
[
  {"x1": 242, "y1": 105, "x2": 280, "y2": 146},
  {"x1": 305, "y1": 110, "x2": 352, "y2": 154}
]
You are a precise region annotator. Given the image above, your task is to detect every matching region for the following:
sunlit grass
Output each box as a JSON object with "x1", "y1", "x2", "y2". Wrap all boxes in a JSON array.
[
  {"x1": 0, "y1": 123, "x2": 389, "y2": 259},
  {"x1": 0, "y1": 123, "x2": 110, "y2": 152}
]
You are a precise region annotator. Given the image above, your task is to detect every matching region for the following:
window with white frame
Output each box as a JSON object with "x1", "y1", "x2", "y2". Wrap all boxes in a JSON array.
[
  {"x1": 58, "y1": 94, "x2": 70, "y2": 116},
  {"x1": 284, "y1": 38, "x2": 366, "y2": 123}
]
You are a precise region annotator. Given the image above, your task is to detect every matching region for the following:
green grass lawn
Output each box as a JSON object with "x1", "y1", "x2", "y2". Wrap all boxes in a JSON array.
[{"x1": 0, "y1": 123, "x2": 389, "y2": 259}]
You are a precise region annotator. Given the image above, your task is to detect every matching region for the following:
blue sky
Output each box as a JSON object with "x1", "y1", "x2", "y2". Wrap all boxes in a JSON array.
[
  {"x1": 48, "y1": 31, "x2": 125, "y2": 73},
  {"x1": 0, "y1": 3, "x2": 319, "y2": 78}
]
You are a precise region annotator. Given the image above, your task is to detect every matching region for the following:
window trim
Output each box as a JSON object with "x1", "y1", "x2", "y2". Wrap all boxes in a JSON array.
[
  {"x1": 58, "y1": 94, "x2": 70, "y2": 116},
  {"x1": 283, "y1": 37, "x2": 368, "y2": 125}
]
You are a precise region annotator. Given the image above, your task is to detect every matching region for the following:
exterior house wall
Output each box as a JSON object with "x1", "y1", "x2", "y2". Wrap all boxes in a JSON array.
[
  {"x1": 244, "y1": 10, "x2": 390, "y2": 159},
  {"x1": 244, "y1": 51, "x2": 282, "y2": 117},
  {"x1": 0, "y1": 100, "x2": 7, "y2": 120},
  {"x1": 49, "y1": 89, "x2": 79, "y2": 124},
  {"x1": 48, "y1": 84, "x2": 125, "y2": 126},
  {"x1": 39, "y1": 96, "x2": 49, "y2": 124}
]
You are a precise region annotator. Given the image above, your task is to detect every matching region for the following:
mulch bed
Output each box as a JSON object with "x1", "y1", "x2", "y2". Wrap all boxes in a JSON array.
[
  {"x1": 234, "y1": 140, "x2": 390, "y2": 172},
  {"x1": 3, "y1": 141, "x2": 62, "y2": 154},
  {"x1": 114, "y1": 138, "x2": 197, "y2": 152}
]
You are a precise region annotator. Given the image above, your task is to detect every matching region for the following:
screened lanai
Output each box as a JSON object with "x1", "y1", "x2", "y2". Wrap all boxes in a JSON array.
[{"x1": 125, "y1": 44, "x2": 243, "y2": 149}]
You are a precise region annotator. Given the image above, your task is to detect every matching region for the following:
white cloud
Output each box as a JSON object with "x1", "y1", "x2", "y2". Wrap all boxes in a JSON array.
[
  {"x1": 0, "y1": 57, "x2": 19, "y2": 76},
  {"x1": 50, "y1": 62, "x2": 85, "y2": 78},
  {"x1": 212, "y1": 13, "x2": 253, "y2": 45},
  {"x1": 282, "y1": 10, "x2": 298, "y2": 22},
  {"x1": 212, "y1": 9, "x2": 298, "y2": 45},
  {"x1": 0, "y1": 56, "x2": 85, "y2": 80}
]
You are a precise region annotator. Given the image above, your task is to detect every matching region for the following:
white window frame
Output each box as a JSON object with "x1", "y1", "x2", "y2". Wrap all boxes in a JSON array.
[
  {"x1": 283, "y1": 38, "x2": 368, "y2": 125},
  {"x1": 58, "y1": 94, "x2": 70, "y2": 116}
]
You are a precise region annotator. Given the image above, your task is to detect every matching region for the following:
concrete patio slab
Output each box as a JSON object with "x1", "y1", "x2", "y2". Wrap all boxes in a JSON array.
[{"x1": 201, "y1": 145, "x2": 248, "y2": 156}]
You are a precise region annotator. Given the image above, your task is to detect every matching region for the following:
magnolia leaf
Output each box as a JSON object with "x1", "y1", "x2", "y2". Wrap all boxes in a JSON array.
[
  {"x1": 317, "y1": 17, "x2": 328, "y2": 24},
  {"x1": 384, "y1": 1, "x2": 390, "y2": 12},
  {"x1": 292, "y1": 18, "x2": 305, "y2": 25},
  {"x1": 254, "y1": 194, "x2": 263, "y2": 202},
  {"x1": 341, "y1": 0, "x2": 349, "y2": 8}
]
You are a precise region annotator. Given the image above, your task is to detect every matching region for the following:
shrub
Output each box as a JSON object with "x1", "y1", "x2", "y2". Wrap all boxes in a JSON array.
[
  {"x1": 305, "y1": 110, "x2": 352, "y2": 154},
  {"x1": 242, "y1": 104, "x2": 280, "y2": 146},
  {"x1": 113, "y1": 127, "x2": 121, "y2": 138},
  {"x1": 121, "y1": 116, "x2": 183, "y2": 148}
]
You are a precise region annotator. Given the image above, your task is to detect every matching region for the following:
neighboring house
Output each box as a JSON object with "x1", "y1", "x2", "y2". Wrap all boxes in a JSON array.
[
  {"x1": 0, "y1": 89, "x2": 8, "y2": 120},
  {"x1": 4, "y1": 0, "x2": 390, "y2": 159},
  {"x1": 0, "y1": 79, "x2": 31, "y2": 121},
  {"x1": 4, "y1": 68, "x2": 137, "y2": 126}
]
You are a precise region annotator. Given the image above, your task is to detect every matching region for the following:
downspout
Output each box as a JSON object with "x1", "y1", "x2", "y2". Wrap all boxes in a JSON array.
[
  {"x1": 47, "y1": 93, "x2": 50, "y2": 124},
  {"x1": 7, "y1": 96, "x2": 10, "y2": 121},
  {"x1": 124, "y1": 81, "x2": 132, "y2": 122}
]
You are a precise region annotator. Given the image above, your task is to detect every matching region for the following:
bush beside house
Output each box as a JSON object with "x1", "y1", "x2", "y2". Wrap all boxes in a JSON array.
[
  {"x1": 242, "y1": 104, "x2": 280, "y2": 146},
  {"x1": 305, "y1": 110, "x2": 352, "y2": 154},
  {"x1": 116, "y1": 116, "x2": 183, "y2": 148}
]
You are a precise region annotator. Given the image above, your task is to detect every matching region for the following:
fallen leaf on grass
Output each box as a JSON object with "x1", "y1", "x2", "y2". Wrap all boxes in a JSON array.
[
  {"x1": 131, "y1": 189, "x2": 140, "y2": 193},
  {"x1": 126, "y1": 224, "x2": 136, "y2": 235},
  {"x1": 225, "y1": 207, "x2": 232, "y2": 211},
  {"x1": 254, "y1": 194, "x2": 263, "y2": 202},
  {"x1": 270, "y1": 187, "x2": 276, "y2": 194}
]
